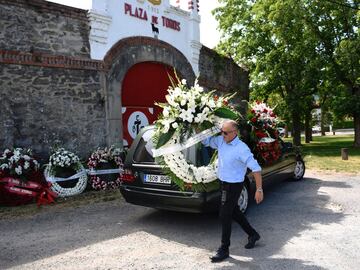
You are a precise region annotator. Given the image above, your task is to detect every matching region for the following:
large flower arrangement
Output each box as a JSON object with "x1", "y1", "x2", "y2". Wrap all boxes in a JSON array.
[
  {"x1": 0, "y1": 148, "x2": 40, "y2": 181},
  {"x1": 44, "y1": 148, "x2": 87, "y2": 197},
  {"x1": 247, "y1": 101, "x2": 282, "y2": 164},
  {"x1": 153, "y1": 78, "x2": 238, "y2": 192},
  {"x1": 87, "y1": 146, "x2": 124, "y2": 190},
  {"x1": 0, "y1": 148, "x2": 56, "y2": 206}
]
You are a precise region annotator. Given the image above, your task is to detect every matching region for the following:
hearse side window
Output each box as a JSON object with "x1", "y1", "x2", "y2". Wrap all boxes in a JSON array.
[
  {"x1": 133, "y1": 129, "x2": 156, "y2": 163},
  {"x1": 198, "y1": 144, "x2": 215, "y2": 166},
  {"x1": 134, "y1": 128, "x2": 199, "y2": 163}
]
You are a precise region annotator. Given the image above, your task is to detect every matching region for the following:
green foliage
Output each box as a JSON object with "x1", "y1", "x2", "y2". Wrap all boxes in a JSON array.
[
  {"x1": 214, "y1": 0, "x2": 360, "y2": 145},
  {"x1": 333, "y1": 119, "x2": 354, "y2": 129},
  {"x1": 155, "y1": 128, "x2": 175, "y2": 148},
  {"x1": 213, "y1": 107, "x2": 239, "y2": 120}
]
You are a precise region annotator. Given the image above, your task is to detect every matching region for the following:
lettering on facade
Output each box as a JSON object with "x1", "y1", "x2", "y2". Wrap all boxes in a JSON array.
[
  {"x1": 124, "y1": 3, "x2": 148, "y2": 21},
  {"x1": 124, "y1": 3, "x2": 181, "y2": 32}
]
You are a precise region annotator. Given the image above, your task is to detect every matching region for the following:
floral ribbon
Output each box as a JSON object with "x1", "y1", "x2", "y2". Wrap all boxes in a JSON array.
[
  {"x1": 0, "y1": 177, "x2": 57, "y2": 206},
  {"x1": 152, "y1": 126, "x2": 220, "y2": 157},
  {"x1": 87, "y1": 168, "x2": 123, "y2": 175},
  {"x1": 259, "y1": 137, "x2": 276, "y2": 143},
  {"x1": 46, "y1": 170, "x2": 88, "y2": 183},
  {"x1": 36, "y1": 183, "x2": 57, "y2": 206}
]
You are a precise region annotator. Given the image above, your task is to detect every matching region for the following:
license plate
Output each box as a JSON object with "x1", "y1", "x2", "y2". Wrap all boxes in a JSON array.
[{"x1": 144, "y1": 174, "x2": 171, "y2": 184}]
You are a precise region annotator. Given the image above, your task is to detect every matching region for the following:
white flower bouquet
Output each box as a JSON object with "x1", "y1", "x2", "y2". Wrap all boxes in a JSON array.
[
  {"x1": 45, "y1": 148, "x2": 87, "y2": 197},
  {"x1": 152, "y1": 78, "x2": 239, "y2": 192},
  {"x1": 154, "y1": 78, "x2": 238, "y2": 148}
]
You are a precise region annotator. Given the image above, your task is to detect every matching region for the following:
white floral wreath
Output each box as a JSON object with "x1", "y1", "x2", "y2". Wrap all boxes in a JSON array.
[
  {"x1": 152, "y1": 78, "x2": 238, "y2": 190},
  {"x1": 87, "y1": 147, "x2": 124, "y2": 190},
  {"x1": 44, "y1": 148, "x2": 87, "y2": 197}
]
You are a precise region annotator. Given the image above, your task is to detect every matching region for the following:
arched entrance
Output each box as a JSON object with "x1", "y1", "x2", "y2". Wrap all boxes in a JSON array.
[
  {"x1": 103, "y1": 36, "x2": 195, "y2": 148},
  {"x1": 121, "y1": 62, "x2": 176, "y2": 147}
]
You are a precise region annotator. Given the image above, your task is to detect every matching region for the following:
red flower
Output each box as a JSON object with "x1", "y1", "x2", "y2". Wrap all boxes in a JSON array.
[{"x1": 255, "y1": 131, "x2": 267, "y2": 138}]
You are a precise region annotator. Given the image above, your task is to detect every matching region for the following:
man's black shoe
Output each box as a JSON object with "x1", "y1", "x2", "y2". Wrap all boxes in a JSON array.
[
  {"x1": 210, "y1": 248, "x2": 229, "y2": 263},
  {"x1": 245, "y1": 232, "x2": 260, "y2": 249}
]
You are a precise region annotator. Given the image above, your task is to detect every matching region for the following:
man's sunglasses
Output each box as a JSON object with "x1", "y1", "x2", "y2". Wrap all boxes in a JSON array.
[{"x1": 221, "y1": 129, "x2": 236, "y2": 136}]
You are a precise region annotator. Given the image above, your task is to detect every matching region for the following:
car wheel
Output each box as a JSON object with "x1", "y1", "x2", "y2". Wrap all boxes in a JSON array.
[
  {"x1": 293, "y1": 160, "x2": 305, "y2": 180},
  {"x1": 238, "y1": 184, "x2": 249, "y2": 213}
]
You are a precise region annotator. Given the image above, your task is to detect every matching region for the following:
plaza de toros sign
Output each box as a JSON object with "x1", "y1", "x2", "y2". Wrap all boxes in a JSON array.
[
  {"x1": 124, "y1": 1, "x2": 181, "y2": 31},
  {"x1": 89, "y1": 0, "x2": 201, "y2": 74}
]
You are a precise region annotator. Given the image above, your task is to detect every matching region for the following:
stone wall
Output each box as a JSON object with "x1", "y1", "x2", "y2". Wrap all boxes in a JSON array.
[
  {"x1": 0, "y1": 0, "x2": 105, "y2": 159},
  {"x1": 0, "y1": 64, "x2": 106, "y2": 160},
  {"x1": 199, "y1": 46, "x2": 249, "y2": 115},
  {"x1": 0, "y1": 0, "x2": 90, "y2": 57}
]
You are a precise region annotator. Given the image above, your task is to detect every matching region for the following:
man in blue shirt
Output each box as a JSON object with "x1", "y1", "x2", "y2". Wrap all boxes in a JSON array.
[{"x1": 202, "y1": 120, "x2": 264, "y2": 263}]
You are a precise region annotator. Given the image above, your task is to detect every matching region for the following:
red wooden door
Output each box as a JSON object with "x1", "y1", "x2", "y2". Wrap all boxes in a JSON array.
[{"x1": 121, "y1": 62, "x2": 176, "y2": 147}]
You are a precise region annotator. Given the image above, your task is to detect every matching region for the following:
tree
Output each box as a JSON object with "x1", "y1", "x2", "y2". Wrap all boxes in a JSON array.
[
  {"x1": 214, "y1": 0, "x2": 360, "y2": 146},
  {"x1": 214, "y1": 0, "x2": 322, "y2": 146},
  {"x1": 301, "y1": 0, "x2": 360, "y2": 146}
]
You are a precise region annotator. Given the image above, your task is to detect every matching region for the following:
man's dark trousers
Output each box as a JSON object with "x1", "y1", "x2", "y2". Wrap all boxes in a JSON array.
[{"x1": 220, "y1": 181, "x2": 257, "y2": 249}]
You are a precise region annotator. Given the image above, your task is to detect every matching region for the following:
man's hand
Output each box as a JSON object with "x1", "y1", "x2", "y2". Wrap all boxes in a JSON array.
[
  {"x1": 253, "y1": 171, "x2": 263, "y2": 204},
  {"x1": 255, "y1": 189, "x2": 264, "y2": 204}
]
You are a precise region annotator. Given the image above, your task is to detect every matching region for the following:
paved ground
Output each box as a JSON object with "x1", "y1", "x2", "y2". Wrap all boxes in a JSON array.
[{"x1": 1, "y1": 170, "x2": 360, "y2": 270}]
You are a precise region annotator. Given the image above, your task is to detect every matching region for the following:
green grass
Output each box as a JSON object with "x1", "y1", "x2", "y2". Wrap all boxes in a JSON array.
[{"x1": 284, "y1": 135, "x2": 360, "y2": 174}]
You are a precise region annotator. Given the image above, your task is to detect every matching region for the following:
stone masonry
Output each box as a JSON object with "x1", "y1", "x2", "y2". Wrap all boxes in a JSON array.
[
  {"x1": 0, "y1": 64, "x2": 105, "y2": 160},
  {"x1": 0, "y1": 0, "x2": 90, "y2": 57}
]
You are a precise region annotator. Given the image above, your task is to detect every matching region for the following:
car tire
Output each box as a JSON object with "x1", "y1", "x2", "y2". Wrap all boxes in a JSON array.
[
  {"x1": 293, "y1": 160, "x2": 305, "y2": 181},
  {"x1": 238, "y1": 184, "x2": 249, "y2": 213}
]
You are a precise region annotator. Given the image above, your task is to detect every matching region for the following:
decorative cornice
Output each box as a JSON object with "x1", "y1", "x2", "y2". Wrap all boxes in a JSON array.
[{"x1": 0, "y1": 50, "x2": 105, "y2": 71}]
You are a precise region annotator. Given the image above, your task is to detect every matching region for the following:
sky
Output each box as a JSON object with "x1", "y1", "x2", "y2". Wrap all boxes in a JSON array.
[{"x1": 46, "y1": 0, "x2": 221, "y2": 48}]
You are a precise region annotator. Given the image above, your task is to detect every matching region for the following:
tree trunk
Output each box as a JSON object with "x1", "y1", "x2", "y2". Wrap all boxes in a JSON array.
[
  {"x1": 284, "y1": 125, "x2": 289, "y2": 138},
  {"x1": 304, "y1": 111, "x2": 312, "y2": 143},
  {"x1": 292, "y1": 111, "x2": 302, "y2": 146},
  {"x1": 354, "y1": 87, "x2": 360, "y2": 147},
  {"x1": 320, "y1": 107, "x2": 326, "y2": 136},
  {"x1": 354, "y1": 113, "x2": 360, "y2": 147}
]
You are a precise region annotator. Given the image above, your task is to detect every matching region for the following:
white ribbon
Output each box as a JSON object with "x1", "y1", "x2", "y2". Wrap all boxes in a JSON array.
[
  {"x1": 259, "y1": 137, "x2": 276, "y2": 143},
  {"x1": 152, "y1": 126, "x2": 220, "y2": 157},
  {"x1": 46, "y1": 170, "x2": 88, "y2": 183},
  {"x1": 87, "y1": 168, "x2": 123, "y2": 176},
  {"x1": 46, "y1": 168, "x2": 123, "y2": 183}
]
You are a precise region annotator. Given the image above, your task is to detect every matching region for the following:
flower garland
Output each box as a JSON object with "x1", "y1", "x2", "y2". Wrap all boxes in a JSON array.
[
  {"x1": 247, "y1": 101, "x2": 282, "y2": 164},
  {"x1": 153, "y1": 78, "x2": 238, "y2": 191},
  {"x1": 44, "y1": 148, "x2": 87, "y2": 197},
  {"x1": 87, "y1": 146, "x2": 124, "y2": 190}
]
